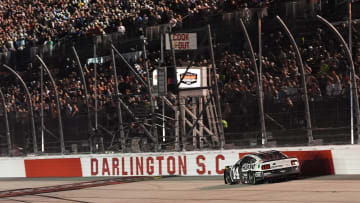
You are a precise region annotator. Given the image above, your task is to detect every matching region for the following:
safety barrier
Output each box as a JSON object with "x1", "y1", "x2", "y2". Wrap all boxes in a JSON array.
[{"x1": 1, "y1": 145, "x2": 360, "y2": 177}]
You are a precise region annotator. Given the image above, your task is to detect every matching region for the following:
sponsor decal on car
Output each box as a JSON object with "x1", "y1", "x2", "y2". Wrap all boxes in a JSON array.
[{"x1": 271, "y1": 164, "x2": 283, "y2": 169}]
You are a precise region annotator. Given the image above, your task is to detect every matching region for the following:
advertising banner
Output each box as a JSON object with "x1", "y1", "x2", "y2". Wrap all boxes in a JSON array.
[
  {"x1": 81, "y1": 151, "x2": 238, "y2": 177},
  {"x1": 80, "y1": 149, "x2": 334, "y2": 177},
  {"x1": 176, "y1": 68, "x2": 201, "y2": 89},
  {"x1": 165, "y1": 33, "x2": 197, "y2": 50},
  {"x1": 3, "y1": 145, "x2": 358, "y2": 178}
]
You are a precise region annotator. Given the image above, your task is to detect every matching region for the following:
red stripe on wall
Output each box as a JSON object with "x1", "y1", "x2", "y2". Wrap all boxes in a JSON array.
[
  {"x1": 238, "y1": 152, "x2": 251, "y2": 159},
  {"x1": 239, "y1": 150, "x2": 334, "y2": 176},
  {"x1": 24, "y1": 158, "x2": 82, "y2": 177}
]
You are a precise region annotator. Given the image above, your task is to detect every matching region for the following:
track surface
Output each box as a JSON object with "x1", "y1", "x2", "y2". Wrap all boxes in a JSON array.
[{"x1": 1, "y1": 175, "x2": 360, "y2": 202}]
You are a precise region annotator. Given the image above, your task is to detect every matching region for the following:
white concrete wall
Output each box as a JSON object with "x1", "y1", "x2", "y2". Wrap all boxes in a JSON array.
[
  {"x1": 0, "y1": 145, "x2": 359, "y2": 177},
  {"x1": 332, "y1": 145, "x2": 360, "y2": 174}
]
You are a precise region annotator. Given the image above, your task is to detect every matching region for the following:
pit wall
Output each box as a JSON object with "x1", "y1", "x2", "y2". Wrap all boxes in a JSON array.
[{"x1": 1, "y1": 145, "x2": 359, "y2": 178}]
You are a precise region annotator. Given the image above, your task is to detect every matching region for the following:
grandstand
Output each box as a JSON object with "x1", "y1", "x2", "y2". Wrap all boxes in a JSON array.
[{"x1": 0, "y1": 0, "x2": 359, "y2": 155}]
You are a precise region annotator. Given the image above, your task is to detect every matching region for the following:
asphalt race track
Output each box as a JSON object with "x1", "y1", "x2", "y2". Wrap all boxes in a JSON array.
[{"x1": 0, "y1": 175, "x2": 360, "y2": 203}]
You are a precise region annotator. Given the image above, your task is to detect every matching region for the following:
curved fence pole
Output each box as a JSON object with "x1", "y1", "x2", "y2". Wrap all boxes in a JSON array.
[
  {"x1": 317, "y1": 15, "x2": 360, "y2": 143},
  {"x1": 168, "y1": 26, "x2": 182, "y2": 151},
  {"x1": 35, "y1": 55, "x2": 65, "y2": 154},
  {"x1": 276, "y1": 16, "x2": 313, "y2": 144},
  {"x1": 93, "y1": 42, "x2": 98, "y2": 134},
  {"x1": 141, "y1": 34, "x2": 159, "y2": 151},
  {"x1": 2, "y1": 64, "x2": 37, "y2": 153},
  {"x1": 348, "y1": 0, "x2": 354, "y2": 144},
  {"x1": 40, "y1": 62, "x2": 45, "y2": 152},
  {"x1": 239, "y1": 20, "x2": 267, "y2": 145},
  {"x1": 111, "y1": 49, "x2": 126, "y2": 152},
  {"x1": 0, "y1": 88, "x2": 12, "y2": 156},
  {"x1": 257, "y1": 10, "x2": 267, "y2": 146},
  {"x1": 72, "y1": 46, "x2": 94, "y2": 152},
  {"x1": 208, "y1": 25, "x2": 225, "y2": 149}
]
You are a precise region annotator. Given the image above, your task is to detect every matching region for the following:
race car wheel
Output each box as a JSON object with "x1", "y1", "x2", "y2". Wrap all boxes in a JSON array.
[
  {"x1": 239, "y1": 171, "x2": 246, "y2": 184},
  {"x1": 224, "y1": 170, "x2": 228, "y2": 184},
  {"x1": 226, "y1": 174, "x2": 233, "y2": 184},
  {"x1": 224, "y1": 172, "x2": 229, "y2": 184},
  {"x1": 248, "y1": 172, "x2": 257, "y2": 185},
  {"x1": 224, "y1": 169, "x2": 234, "y2": 184}
]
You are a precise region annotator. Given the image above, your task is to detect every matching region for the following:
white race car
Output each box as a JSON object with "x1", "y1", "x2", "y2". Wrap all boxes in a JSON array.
[{"x1": 224, "y1": 150, "x2": 300, "y2": 184}]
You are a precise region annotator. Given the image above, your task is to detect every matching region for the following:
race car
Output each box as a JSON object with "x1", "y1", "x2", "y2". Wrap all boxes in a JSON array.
[{"x1": 224, "y1": 150, "x2": 300, "y2": 185}]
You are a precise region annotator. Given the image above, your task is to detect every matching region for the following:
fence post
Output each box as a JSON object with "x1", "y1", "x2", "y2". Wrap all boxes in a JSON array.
[
  {"x1": 0, "y1": 88, "x2": 11, "y2": 156},
  {"x1": 207, "y1": 25, "x2": 225, "y2": 149},
  {"x1": 36, "y1": 55, "x2": 65, "y2": 154},
  {"x1": 141, "y1": 33, "x2": 158, "y2": 151},
  {"x1": 239, "y1": 20, "x2": 267, "y2": 146},
  {"x1": 276, "y1": 16, "x2": 313, "y2": 144},
  {"x1": 111, "y1": 49, "x2": 126, "y2": 152},
  {"x1": 2, "y1": 64, "x2": 37, "y2": 153},
  {"x1": 72, "y1": 46, "x2": 94, "y2": 152},
  {"x1": 317, "y1": 15, "x2": 360, "y2": 144}
]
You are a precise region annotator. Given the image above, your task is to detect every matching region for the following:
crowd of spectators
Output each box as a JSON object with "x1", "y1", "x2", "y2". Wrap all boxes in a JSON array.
[
  {"x1": 220, "y1": 22, "x2": 360, "y2": 106},
  {"x1": 0, "y1": 0, "x2": 269, "y2": 53},
  {"x1": 0, "y1": 0, "x2": 359, "y2": 148},
  {"x1": 1, "y1": 58, "x2": 151, "y2": 121},
  {"x1": 1, "y1": 20, "x2": 360, "y2": 118}
]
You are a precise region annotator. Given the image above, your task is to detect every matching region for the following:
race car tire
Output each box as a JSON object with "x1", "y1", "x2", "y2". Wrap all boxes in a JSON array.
[
  {"x1": 248, "y1": 171, "x2": 257, "y2": 185},
  {"x1": 224, "y1": 169, "x2": 234, "y2": 184},
  {"x1": 239, "y1": 170, "x2": 246, "y2": 184},
  {"x1": 224, "y1": 171, "x2": 229, "y2": 184}
]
